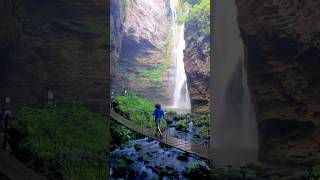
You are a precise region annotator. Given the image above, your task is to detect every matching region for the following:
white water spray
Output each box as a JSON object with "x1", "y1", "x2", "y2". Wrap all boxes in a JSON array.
[
  {"x1": 169, "y1": 0, "x2": 191, "y2": 112},
  {"x1": 211, "y1": 0, "x2": 258, "y2": 165}
]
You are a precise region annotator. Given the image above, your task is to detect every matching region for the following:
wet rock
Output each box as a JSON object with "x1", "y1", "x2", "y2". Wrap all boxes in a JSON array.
[
  {"x1": 120, "y1": 155, "x2": 134, "y2": 164},
  {"x1": 166, "y1": 119, "x2": 174, "y2": 124},
  {"x1": 173, "y1": 116, "x2": 180, "y2": 121},
  {"x1": 193, "y1": 134, "x2": 201, "y2": 138},
  {"x1": 152, "y1": 164, "x2": 177, "y2": 177},
  {"x1": 137, "y1": 156, "x2": 143, "y2": 161},
  {"x1": 177, "y1": 152, "x2": 189, "y2": 161},
  {"x1": 134, "y1": 144, "x2": 142, "y2": 151},
  {"x1": 146, "y1": 150, "x2": 157, "y2": 157}
]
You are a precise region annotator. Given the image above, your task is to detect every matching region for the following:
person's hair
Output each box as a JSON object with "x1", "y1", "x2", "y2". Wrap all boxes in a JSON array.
[{"x1": 155, "y1": 104, "x2": 161, "y2": 109}]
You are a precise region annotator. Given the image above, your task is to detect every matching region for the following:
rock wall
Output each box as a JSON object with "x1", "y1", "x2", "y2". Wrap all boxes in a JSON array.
[
  {"x1": 110, "y1": 0, "x2": 125, "y2": 77},
  {"x1": 0, "y1": 0, "x2": 107, "y2": 114},
  {"x1": 111, "y1": 0, "x2": 174, "y2": 105},
  {"x1": 236, "y1": 0, "x2": 320, "y2": 165},
  {"x1": 184, "y1": 21, "x2": 210, "y2": 113}
]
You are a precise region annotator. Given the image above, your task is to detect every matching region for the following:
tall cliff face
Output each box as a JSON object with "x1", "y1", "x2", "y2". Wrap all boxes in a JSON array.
[
  {"x1": 0, "y1": 0, "x2": 107, "y2": 113},
  {"x1": 111, "y1": 0, "x2": 174, "y2": 105},
  {"x1": 236, "y1": 0, "x2": 320, "y2": 165},
  {"x1": 184, "y1": 21, "x2": 210, "y2": 113},
  {"x1": 110, "y1": 0, "x2": 125, "y2": 77}
]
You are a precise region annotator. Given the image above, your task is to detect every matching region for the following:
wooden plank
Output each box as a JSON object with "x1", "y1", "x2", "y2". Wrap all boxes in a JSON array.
[{"x1": 111, "y1": 110, "x2": 209, "y2": 159}]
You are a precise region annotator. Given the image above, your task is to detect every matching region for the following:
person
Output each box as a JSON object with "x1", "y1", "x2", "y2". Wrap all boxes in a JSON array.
[{"x1": 152, "y1": 104, "x2": 165, "y2": 137}]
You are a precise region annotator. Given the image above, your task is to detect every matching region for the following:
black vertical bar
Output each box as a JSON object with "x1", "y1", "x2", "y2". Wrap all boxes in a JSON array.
[
  {"x1": 98, "y1": 158, "x2": 102, "y2": 180},
  {"x1": 2, "y1": 113, "x2": 8, "y2": 150}
]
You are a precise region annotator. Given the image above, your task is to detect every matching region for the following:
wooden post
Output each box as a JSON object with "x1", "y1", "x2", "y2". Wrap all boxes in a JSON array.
[
  {"x1": 240, "y1": 166, "x2": 247, "y2": 180},
  {"x1": 5, "y1": 97, "x2": 10, "y2": 104},
  {"x1": 48, "y1": 91, "x2": 54, "y2": 107},
  {"x1": 2, "y1": 97, "x2": 11, "y2": 150},
  {"x1": 226, "y1": 165, "x2": 232, "y2": 173}
]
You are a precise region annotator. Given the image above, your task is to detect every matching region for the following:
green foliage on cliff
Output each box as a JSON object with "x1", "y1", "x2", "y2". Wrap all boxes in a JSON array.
[
  {"x1": 177, "y1": 0, "x2": 210, "y2": 36},
  {"x1": 188, "y1": 0, "x2": 210, "y2": 35},
  {"x1": 138, "y1": 64, "x2": 165, "y2": 83},
  {"x1": 13, "y1": 101, "x2": 109, "y2": 179},
  {"x1": 176, "y1": 1, "x2": 191, "y2": 25},
  {"x1": 114, "y1": 94, "x2": 166, "y2": 129},
  {"x1": 139, "y1": 29, "x2": 173, "y2": 83}
]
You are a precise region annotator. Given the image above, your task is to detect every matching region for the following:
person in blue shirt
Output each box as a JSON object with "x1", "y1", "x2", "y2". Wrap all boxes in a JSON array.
[{"x1": 152, "y1": 104, "x2": 165, "y2": 137}]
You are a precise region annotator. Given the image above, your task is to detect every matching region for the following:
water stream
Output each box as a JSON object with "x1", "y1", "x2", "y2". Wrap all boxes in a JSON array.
[
  {"x1": 169, "y1": 0, "x2": 191, "y2": 112},
  {"x1": 110, "y1": 115, "x2": 209, "y2": 179}
]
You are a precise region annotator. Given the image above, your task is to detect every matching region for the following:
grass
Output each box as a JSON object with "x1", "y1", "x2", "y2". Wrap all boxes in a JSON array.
[
  {"x1": 12, "y1": 100, "x2": 109, "y2": 180},
  {"x1": 114, "y1": 94, "x2": 166, "y2": 130},
  {"x1": 138, "y1": 64, "x2": 165, "y2": 83}
]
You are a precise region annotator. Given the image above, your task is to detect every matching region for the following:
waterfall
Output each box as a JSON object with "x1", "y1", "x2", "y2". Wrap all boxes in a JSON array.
[
  {"x1": 211, "y1": 0, "x2": 259, "y2": 165},
  {"x1": 169, "y1": 0, "x2": 191, "y2": 113}
]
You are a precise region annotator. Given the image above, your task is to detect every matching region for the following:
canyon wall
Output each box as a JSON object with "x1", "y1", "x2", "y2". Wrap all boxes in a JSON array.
[
  {"x1": 184, "y1": 21, "x2": 210, "y2": 113},
  {"x1": 111, "y1": 0, "x2": 175, "y2": 106},
  {"x1": 0, "y1": 0, "x2": 107, "y2": 113},
  {"x1": 110, "y1": 0, "x2": 125, "y2": 77},
  {"x1": 236, "y1": 0, "x2": 320, "y2": 165}
]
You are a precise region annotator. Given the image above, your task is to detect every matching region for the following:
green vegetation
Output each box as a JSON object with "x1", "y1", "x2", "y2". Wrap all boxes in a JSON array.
[
  {"x1": 110, "y1": 120, "x2": 132, "y2": 144},
  {"x1": 114, "y1": 94, "x2": 166, "y2": 129},
  {"x1": 176, "y1": 0, "x2": 210, "y2": 36},
  {"x1": 138, "y1": 64, "x2": 165, "y2": 83},
  {"x1": 193, "y1": 114, "x2": 210, "y2": 127},
  {"x1": 175, "y1": 119, "x2": 188, "y2": 131},
  {"x1": 199, "y1": 127, "x2": 209, "y2": 138},
  {"x1": 12, "y1": 100, "x2": 109, "y2": 179},
  {"x1": 185, "y1": 161, "x2": 210, "y2": 179},
  {"x1": 139, "y1": 28, "x2": 173, "y2": 83}
]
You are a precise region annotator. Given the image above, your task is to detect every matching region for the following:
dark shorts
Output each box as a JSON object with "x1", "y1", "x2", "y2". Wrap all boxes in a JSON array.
[{"x1": 155, "y1": 118, "x2": 161, "y2": 126}]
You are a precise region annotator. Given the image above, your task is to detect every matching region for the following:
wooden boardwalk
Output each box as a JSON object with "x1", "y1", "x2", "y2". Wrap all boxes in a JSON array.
[
  {"x1": 110, "y1": 110, "x2": 209, "y2": 159},
  {"x1": 0, "y1": 149, "x2": 47, "y2": 180}
]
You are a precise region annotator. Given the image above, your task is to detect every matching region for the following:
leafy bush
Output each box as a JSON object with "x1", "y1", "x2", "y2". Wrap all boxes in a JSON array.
[
  {"x1": 110, "y1": 120, "x2": 132, "y2": 144},
  {"x1": 12, "y1": 100, "x2": 109, "y2": 179},
  {"x1": 188, "y1": 0, "x2": 210, "y2": 35},
  {"x1": 185, "y1": 161, "x2": 210, "y2": 179},
  {"x1": 193, "y1": 114, "x2": 210, "y2": 127},
  {"x1": 176, "y1": 0, "x2": 210, "y2": 36},
  {"x1": 199, "y1": 127, "x2": 209, "y2": 139},
  {"x1": 114, "y1": 94, "x2": 166, "y2": 129},
  {"x1": 176, "y1": 119, "x2": 188, "y2": 131}
]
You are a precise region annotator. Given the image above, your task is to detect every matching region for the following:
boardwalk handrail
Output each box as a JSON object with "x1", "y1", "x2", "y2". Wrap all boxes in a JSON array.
[{"x1": 110, "y1": 109, "x2": 209, "y2": 159}]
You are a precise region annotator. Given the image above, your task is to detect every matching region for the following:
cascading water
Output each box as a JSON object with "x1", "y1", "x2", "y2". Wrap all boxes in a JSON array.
[
  {"x1": 211, "y1": 0, "x2": 259, "y2": 165},
  {"x1": 169, "y1": 0, "x2": 191, "y2": 113}
]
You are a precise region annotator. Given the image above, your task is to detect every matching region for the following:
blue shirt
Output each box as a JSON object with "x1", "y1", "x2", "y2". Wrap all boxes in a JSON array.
[{"x1": 153, "y1": 108, "x2": 164, "y2": 119}]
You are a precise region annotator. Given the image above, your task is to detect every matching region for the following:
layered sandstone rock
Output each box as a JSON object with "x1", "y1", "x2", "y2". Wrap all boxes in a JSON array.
[
  {"x1": 111, "y1": 0, "x2": 174, "y2": 105},
  {"x1": 0, "y1": 0, "x2": 107, "y2": 113},
  {"x1": 110, "y1": 0, "x2": 125, "y2": 76},
  {"x1": 184, "y1": 21, "x2": 210, "y2": 113},
  {"x1": 236, "y1": 0, "x2": 320, "y2": 165}
]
